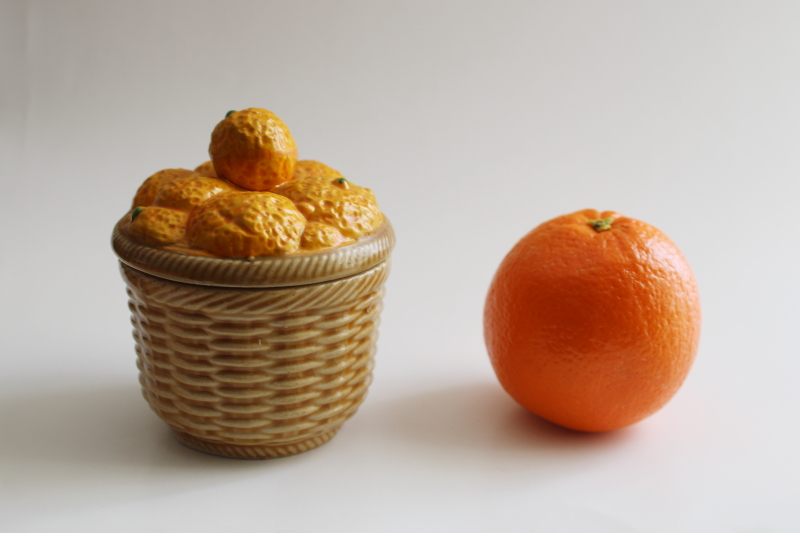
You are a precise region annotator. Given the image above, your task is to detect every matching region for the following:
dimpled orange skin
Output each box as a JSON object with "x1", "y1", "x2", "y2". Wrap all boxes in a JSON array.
[
  {"x1": 484, "y1": 209, "x2": 701, "y2": 432},
  {"x1": 194, "y1": 160, "x2": 217, "y2": 177},
  {"x1": 187, "y1": 191, "x2": 306, "y2": 257},
  {"x1": 209, "y1": 108, "x2": 298, "y2": 191},
  {"x1": 293, "y1": 160, "x2": 343, "y2": 180},
  {"x1": 132, "y1": 168, "x2": 195, "y2": 208},
  {"x1": 300, "y1": 222, "x2": 349, "y2": 251},
  {"x1": 128, "y1": 206, "x2": 189, "y2": 246},
  {"x1": 274, "y1": 176, "x2": 383, "y2": 240},
  {"x1": 153, "y1": 175, "x2": 239, "y2": 212}
]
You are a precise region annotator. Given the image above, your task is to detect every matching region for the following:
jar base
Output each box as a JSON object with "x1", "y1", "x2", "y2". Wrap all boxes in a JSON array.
[{"x1": 172, "y1": 429, "x2": 341, "y2": 459}]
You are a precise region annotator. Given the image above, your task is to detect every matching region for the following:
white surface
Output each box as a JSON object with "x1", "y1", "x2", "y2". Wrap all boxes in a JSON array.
[{"x1": 1, "y1": 1, "x2": 799, "y2": 531}]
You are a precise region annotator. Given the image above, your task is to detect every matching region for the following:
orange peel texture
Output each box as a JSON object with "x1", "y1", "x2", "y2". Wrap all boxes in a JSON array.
[
  {"x1": 293, "y1": 160, "x2": 343, "y2": 180},
  {"x1": 132, "y1": 168, "x2": 195, "y2": 208},
  {"x1": 483, "y1": 209, "x2": 701, "y2": 432},
  {"x1": 128, "y1": 206, "x2": 189, "y2": 246},
  {"x1": 187, "y1": 191, "x2": 306, "y2": 257},
  {"x1": 123, "y1": 109, "x2": 386, "y2": 258},
  {"x1": 194, "y1": 160, "x2": 217, "y2": 177},
  {"x1": 274, "y1": 176, "x2": 383, "y2": 240},
  {"x1": 209, "y1": 108, "x2": 298, "y2": 191},
  {"x1": 153, "y1": 175, "x2": 239, "y2": 212},
  {"x1": 300, "y1": 222, "x2": 349, "y2": 251}
]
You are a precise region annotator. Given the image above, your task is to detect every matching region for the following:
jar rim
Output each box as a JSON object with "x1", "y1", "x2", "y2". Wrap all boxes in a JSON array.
[{"x1": 112, "y1": 217, "x2": 395, "y2": 288}]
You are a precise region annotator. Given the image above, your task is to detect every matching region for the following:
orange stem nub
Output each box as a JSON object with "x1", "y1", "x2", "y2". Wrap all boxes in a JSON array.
[{"x1": 588, "y1": 218, "x2": 614, "y2": 232}]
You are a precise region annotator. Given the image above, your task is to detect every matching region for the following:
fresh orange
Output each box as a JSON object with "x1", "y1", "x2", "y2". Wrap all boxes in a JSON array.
[
  {"x1": 132, "y1": 168, "x2": 195, "y2": 208},
  {"x1": 194, "y1": 160, "x2": 217, "y2": 177},
  {"x1": 483, "y1": 209, "x2": 701, "y2": 432},
  {"x1": 293, "y1": 160, "x2": 343, "y2": 180},
  {"x1": 128, "y1": 206, "x2": 189, "y2": 246},
  {"x1": 153, "y1": 174, "x2": 239, "y2": 212},
  {"x1": 209, "y1": 108, "x2": 298, "y2": 191},
  {"x1": 273, "y1": 176, "x2": 383, "y2": 240},
  {"x1": 187, "y1": 191, "x2": 306, "y2": 257}
]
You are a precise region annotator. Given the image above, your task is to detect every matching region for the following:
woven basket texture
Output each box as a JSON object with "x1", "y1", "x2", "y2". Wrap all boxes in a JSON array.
[{"x1": 121, "y1": 259, "x2": 389, "y2": 459}]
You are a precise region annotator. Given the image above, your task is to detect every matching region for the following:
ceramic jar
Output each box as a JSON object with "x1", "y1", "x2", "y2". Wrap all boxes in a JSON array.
[{"x1": 112, "y1": 218, "x2": 394, "y2": 459}]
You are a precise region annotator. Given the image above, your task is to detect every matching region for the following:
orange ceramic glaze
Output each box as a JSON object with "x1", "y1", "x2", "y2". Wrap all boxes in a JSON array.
[
  {"x1": 128, "y1": 206, "x2": 189, "y2": 246},
  {"x1": 194, "y1": 160, "x2": 217, "y2": 177},
  {"x1": 209, "y1": 108, "x2": 297, "y2": 191},
  {"x1": 300, "y1": 222, "x2": 349, "y2": 251},
  {"x1": 293, "y1": 160, "x2": 343, "y2": 180},
  {"x1": 154, "y1": 174, "x2": 239, "y2": 212},
  {"x1": 484, "y1": 209, "x2": 701, "y2": 432},
  {"x1": 187, "y1": 191, "x2": 306, "y2": 257},
  {"x1": 274, "y1": 176, "x2": 383, "y2": 240},
  {"x1": 122, "y1": 108, "x2": 386, "y2": 258},
  {"x1": 132, "y1": 168, "x2": 195, "y2": 208}
]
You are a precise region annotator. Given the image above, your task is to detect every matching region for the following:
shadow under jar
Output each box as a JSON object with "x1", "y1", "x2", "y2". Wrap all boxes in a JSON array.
[{"x1": 112, "y1": 219, "x2": 395, "y2": 459}]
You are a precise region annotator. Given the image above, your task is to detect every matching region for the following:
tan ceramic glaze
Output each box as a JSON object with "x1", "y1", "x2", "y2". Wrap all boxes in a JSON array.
[{"x1": 113, "y1": 219, "x2": 394, "y2": 459}]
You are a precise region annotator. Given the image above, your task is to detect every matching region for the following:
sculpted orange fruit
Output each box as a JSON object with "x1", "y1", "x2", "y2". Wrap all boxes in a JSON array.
[
  {"x1": 153, "y1": 174, "x2": 239, "y2": 211},
  {"x1": 274, "y1": 176, "x2": 383, "y2": 240},
  {"x1": 128, "y1": 206, "x2": 189, "y2": 246},
  {"x1": 293, "y1": 160, "x2": 343, "y2": 180},
  {"x1": 194, "y1": 160, "x2": 217, "y2": 177},
  {"x1": 132, "y1": 168, "x2": 195, "y2": 208},
  {"x1": 299, "y1": 222, "x2": 348, "y2": 251},
  {"x1": 187, "y1": 191, "x2": 306, "y2": 257},
  {"x1": 121, "y1": 109, "x2": 386, "y2": 259},
  {"x1": 484, "y1": 209, "x2": 701, "y2": 432},
  {"x1": 209, "y1": 108, "x2": 298, "y2": 191}
]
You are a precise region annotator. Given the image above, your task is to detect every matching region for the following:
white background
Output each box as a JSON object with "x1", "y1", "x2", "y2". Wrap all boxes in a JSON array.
[{"x1": 2, "y1": 1, "x2": 799, "y2": 531}]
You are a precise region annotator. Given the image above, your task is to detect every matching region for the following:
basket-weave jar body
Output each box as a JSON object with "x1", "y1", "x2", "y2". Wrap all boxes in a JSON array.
[{"x1": 114, "y1": 220, "x2": 394, "y2": 459}]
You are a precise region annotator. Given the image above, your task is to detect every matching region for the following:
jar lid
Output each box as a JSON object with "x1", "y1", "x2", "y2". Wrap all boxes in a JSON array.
[{"x1": 112, "y1": 217, "x2": 395, "y2": 288}]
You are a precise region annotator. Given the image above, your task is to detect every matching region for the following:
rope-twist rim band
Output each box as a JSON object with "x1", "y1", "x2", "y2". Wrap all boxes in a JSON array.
[{"x1": 112, "y1": 217, "x2": 395, "y2": 287}]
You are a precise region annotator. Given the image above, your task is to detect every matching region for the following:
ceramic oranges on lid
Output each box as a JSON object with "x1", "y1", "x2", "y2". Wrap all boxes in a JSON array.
[
  {"x1": 209, "y1": 108, "x2": 297, "y2": 192},
  {"x1": 117, "y1": 108, "x2": 386, "y2": 261}
]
